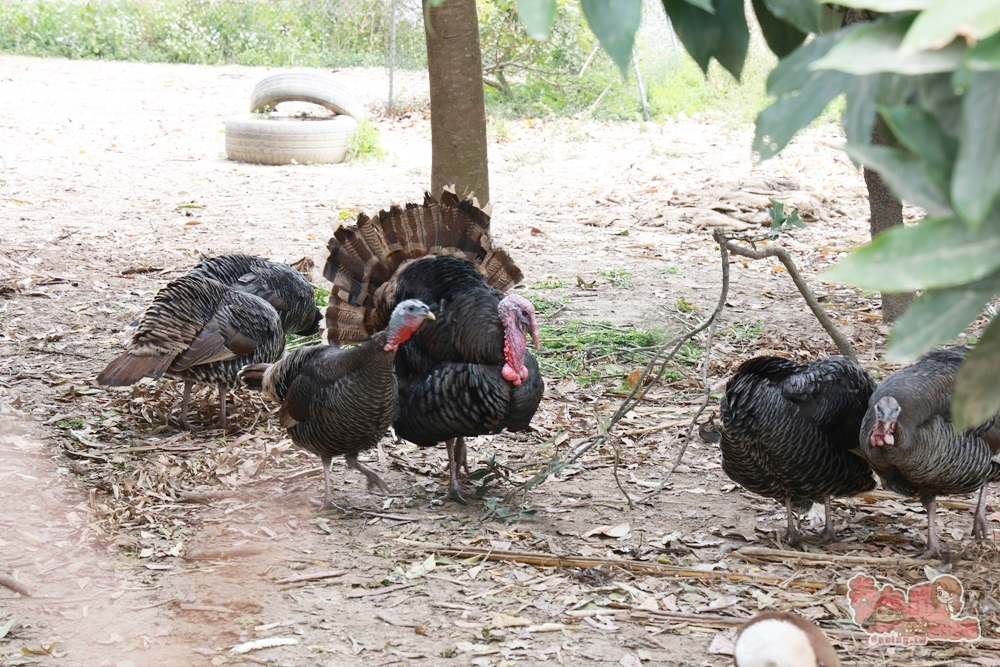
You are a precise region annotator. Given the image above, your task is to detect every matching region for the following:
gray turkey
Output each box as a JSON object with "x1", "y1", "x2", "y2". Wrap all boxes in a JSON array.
[
  {"x1": 323, "y1": 190, "x2": 543, "y2": 503},
  {"x1": 703, "y1": 355, "x2": 877, "y2": 543},
  {"x1": 734, "y1": 611, "x2": 841, "y2": 667},
  {"x1": 188, "y1": 253, "x2": 321, "y2": 336},
  {"x1": 859, "y1": 346, "x2": 1000, "y2": 558},
  {"x1": 96, "y1": 274, "x2": 284, "y2": 430},
  {"x1": 240, "y1": 299, "x2": 435, "y2": 511}
]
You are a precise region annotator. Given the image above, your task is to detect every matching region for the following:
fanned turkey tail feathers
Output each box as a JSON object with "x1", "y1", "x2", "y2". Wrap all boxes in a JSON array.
[{"x1": 323, "y1": 190, "x2": 522, "y2": 344}]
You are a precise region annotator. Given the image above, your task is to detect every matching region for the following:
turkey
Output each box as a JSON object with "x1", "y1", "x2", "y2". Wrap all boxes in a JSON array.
[
  {"x1": 703, "y1": 356, "x2": 877, "y2": 544},
  {"x1": 240, "y1": 299, "x2": 435, "y2": 511},
  {"x1": 734, "y1": 611, "x2": 841, "y2": 667},
  {"x1": 859, "y1": 346, "x2": 1000, "y2": 559},
  {"x1": 96, "y1": 274, "x2": 284, "y2": 430},
  {"x1": 188, "y1": 253, "x2": 321, "y2": 336},
  {"x1": 323, "y1": 190, "x2": 544, "y2": 503}
]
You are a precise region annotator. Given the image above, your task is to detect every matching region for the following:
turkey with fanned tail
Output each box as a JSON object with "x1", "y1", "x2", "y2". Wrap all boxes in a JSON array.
[
  {"x1": 702, "y1": 355, "x2": 877, "y2": 544},
  {"x1": 96, "y1": 274, "x2": 284, "y2": 430},
  {"x1": 240, "y1": 300, "x2": 436, "y2": 511},
  {"x1": 859, "y1": 346, "x2": 1000, "y2": 559},
  {"x1": 322, "y1": 189, "x2": 543, "y2": 503}
]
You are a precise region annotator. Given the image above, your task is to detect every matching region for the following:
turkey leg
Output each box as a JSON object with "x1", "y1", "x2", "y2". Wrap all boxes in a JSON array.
[
  {"x1": 318, "y1": 455, "x2": 348, "y2": 513},
  {"x1": 782, "y1": 498, "x2": 802, "y2": 544},
  {"x1": 345, "y1": 453, "x2": 390, "y2": 495},
  {"x1": 178, "y1": 381, "x2": 194, "y2": 430},
  {"x1": 921, "y1": 495, "x2": 947, "y2": 559},
  {"x1": 816, "y1": 495, "x2": 837, "y2": 545},
  {"x1": 973, "y1": 484, "x2": 991, "y2": 540},
  {"x1": 217, "y1": 382, "x2": 228, "y2": 429},
  {"x1": 442, "y1": 438, "x2": 469, "y2": 505}
]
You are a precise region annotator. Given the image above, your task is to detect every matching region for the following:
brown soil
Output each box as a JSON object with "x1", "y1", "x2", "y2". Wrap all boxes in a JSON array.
[{"x1": 1, "y1": 55, "x2": 998, "y2": 667}]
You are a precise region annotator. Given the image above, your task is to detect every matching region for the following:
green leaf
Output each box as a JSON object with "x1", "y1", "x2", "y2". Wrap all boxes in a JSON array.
[
  {"x1": 953, "y1": 315, "x2": 1000, "y2": 430},
  {"x1": 885, "y1": 268, "x2": 1000, "y2": 361},
  {"x1": 581, "y1": 0, "x2": 642, "y2": 76},
  {"x1": 832, "y1": 0, "x2": 932, "y2": 8},
  {"x1": 812, "y1": 14, "x2": 968, "y2": 75},
  {"x1": 755, "y1": 72, "x2": 850, "y2": 160},
  {"x1": 761, "y1": 0, "x2": 820, "y2": 34},
  {"x1": 818, "y1": 5, "x2": 846, "y2": 33},
  {"x1": 514, "y1": 0, "x2": 557, "y2": 39},
  {"x1": 917, "y1": 72, "x2": 963, "y2": 138},
  {"x1": 844, "y1": 143, "x2": 953, "y2": 217},
  {"x1": 878, "y1": 105, "x2": 957, "y2": 193},
  {"x1": 824, "y1": 215, "x2": 1000, "y2": 292},
  {"x1": 902, "y1": 0, "x2": 1000, "y2": 53},
  {"x1": 967, "y1": 32, "x2": 1000, "y2": 71},
  {"x1": 681, "y1": 0, "x2": 715, "y2": 11},
  {"x1": 952, "y1": 71, "x2": 1000, "y2": 228},
  {"x1": 843, "y1": 75, "x2": 879, "y2": 145},
  {"x1": 662, "y1": 0, "x2": 749, "y2": 79},
  {"x1": 752, "y1": 0, "x2": 807, "y2": 58},
  {"x1": 767, "y1": 30, "x2": 849, "y2": 97}
]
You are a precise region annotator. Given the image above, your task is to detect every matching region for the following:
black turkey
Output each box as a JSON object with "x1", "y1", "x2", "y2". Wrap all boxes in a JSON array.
[
  {"x1": 859, "y1": 346, "x2": 1000, "y2": 558},
  {"x1": 188, "y1": 253, "x2": 320, "y2": 336},
  {"x1": 97, "y1": 274, "x2": 284, "y2": 429},
  {"x1": 240, "y1": 299, "x2": 435, "y2": 511},
  {"x1": 704, "y1": 355, "x2": 877, "y2": 543},
  {"x1": 323, "y1": 190, "x2": 543, "y2": 503}
]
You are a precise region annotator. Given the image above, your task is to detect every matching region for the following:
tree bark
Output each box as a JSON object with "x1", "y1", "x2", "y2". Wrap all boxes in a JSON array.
[
  {"x1": 843, "y1": 9, "x2": 914, "y2": 324},
  {"x1": 423, "y1": 0, "x2": 490, "y2": 205}
]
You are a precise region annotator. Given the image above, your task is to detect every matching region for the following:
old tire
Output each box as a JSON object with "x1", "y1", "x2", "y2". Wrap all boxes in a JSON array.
[
  {"x1": 225, "y1": 114, "x2": 357, "y2": 165},
  {"x1": 250, "y1": 72, "x2": 365, "y2": 121}
]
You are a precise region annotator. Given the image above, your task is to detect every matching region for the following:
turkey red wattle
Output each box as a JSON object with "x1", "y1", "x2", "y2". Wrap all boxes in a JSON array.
[{"x1": 498, "y1": 294, "x2": 539, "y2": 387}]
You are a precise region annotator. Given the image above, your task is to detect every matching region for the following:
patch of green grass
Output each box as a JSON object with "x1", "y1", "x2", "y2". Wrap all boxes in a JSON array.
[
  {"x1": 526, "y1": 293, "x2": 566, "y2": 318},
  {"x1": 348, "y1": 119, "x2": 386, "y2": 163},
  {"x1": 724, "y1": 321, "x2": 765, "y2": 342},
  {"x1": 599, "y1": 268, "x2": 633, "y2": 289},
  {"x1": 675, "y1": 297, "x2": 697, "y2": 313},
  {"x1": 539, "y1": 320, "x2": 665, "y2": 386},
  {"x1": 660, "y1": 266, "x2": 680, "y2": 275},
  {"x1": 0, "y1": 0, "x2": 428, "y2": 67},
  {"x1": 531, "y1": 280, "x2": 565, "y2": 290},
  {"x1": 312, "y1": 283, "x2": 330, "y2": 307},
  {"x1": 55, "y1": 416, "x2": 85, "y2": 429}
]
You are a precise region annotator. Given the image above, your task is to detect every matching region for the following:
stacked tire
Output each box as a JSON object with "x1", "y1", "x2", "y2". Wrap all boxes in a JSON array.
[{"x1": 225, "y1": 72, "x2": 364, "y2": 166}]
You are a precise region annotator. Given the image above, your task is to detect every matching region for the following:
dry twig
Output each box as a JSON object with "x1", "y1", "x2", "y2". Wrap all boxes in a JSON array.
[{"x1": 0, "y1": 573, "x2": 31, "y2": 597}]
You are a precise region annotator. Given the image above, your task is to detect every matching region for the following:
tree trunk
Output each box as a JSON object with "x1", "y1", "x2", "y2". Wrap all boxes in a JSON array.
[
  {"x1": 423, "y1": 0, "x2": 490, "y2": 205},
  {"x1": 843, "y1": 9, "x2": 913, "y2": 324},
  {"x1": 866, "y1": 121, "x2": 914, "y2": 323}
]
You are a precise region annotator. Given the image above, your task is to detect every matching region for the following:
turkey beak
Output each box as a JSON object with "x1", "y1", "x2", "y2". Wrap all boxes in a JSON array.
[{"x1": 423, "y1": 311, "x2": 436, "y2": 321}]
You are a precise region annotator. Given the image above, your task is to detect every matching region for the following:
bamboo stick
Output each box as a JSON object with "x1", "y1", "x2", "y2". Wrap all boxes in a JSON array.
[
  {"x1": 431, "y1": 546, "x2": 834, "y2": 591},
  {"x1": 272, "y1": 569, "x2": 347, "y2": 585},
  {"x1": 732, "y1": 546, "x2": 951, "y2": 569}
]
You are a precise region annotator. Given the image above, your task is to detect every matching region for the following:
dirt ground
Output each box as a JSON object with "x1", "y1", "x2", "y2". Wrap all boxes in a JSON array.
[{"x1": 2, "y1": 55, "x2": 999, "y2": 667}]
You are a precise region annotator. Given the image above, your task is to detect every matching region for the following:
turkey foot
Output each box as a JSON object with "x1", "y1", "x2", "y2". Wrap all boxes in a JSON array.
[
  {"x1": 813, "y1": 496, "x2": 838, "y2": 546},
  {"x1": 440, "y1": 438, "x2": 470, "y2": 505},
  {"x1": 972, "y1": 484, "x2": 991, "y2": 540},
  {"x1": 178, "y1": 381, "x2": 195, "y2": 431},
  {"x1": 316, "y1": 456, "x2": 350, "y2": 514},
  {"x1": 345, "y1": 453, "x2": 390, "y2": 495}
]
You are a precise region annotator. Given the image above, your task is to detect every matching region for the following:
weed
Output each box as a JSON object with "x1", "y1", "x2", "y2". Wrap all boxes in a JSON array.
[
  {"x1": 55, "y1": 416, "x2": 85, "y2": 429},
  {"x1": 487, "y1": 116, "x2": 511, "y2": 142},
  {"x1": 767, "y1": 199, "x2": 805, "y2": 239},
  {"x1": 660, "y1": 265, "x2": 679, "y2": 275},
  {"x1": 526, "y1": 293, "x2": 566, "y2": 318},
  {"x1": 347, "y1": 119, "x2": 386, "y2": 163},
  {"x1": 862, "y1": 290, "x2": 877, "y2": 299},
  {"x1": 598, "y1": 268, "x2": 633, "y2": 289},
  {"x1": 676, "y1": 297, "x2": 697, "y2": 313},
  {"x1": 531, "y1": 280, "x2": 565, "y2": 290},
  {"x1": 312, "y1": 283, "x2": 330, "y2": 308},
  {"x1": 725, "y1": 321, "x2": 764, "y2": 342}
]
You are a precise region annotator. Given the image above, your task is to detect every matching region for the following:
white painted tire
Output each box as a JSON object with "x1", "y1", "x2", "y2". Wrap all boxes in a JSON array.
[
  {"x1": 225, "y1": 114, "x2": 358, "y2": 165},
  {"x1": 250, "y1": 72, "x2": 365, "y2": 121}
]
